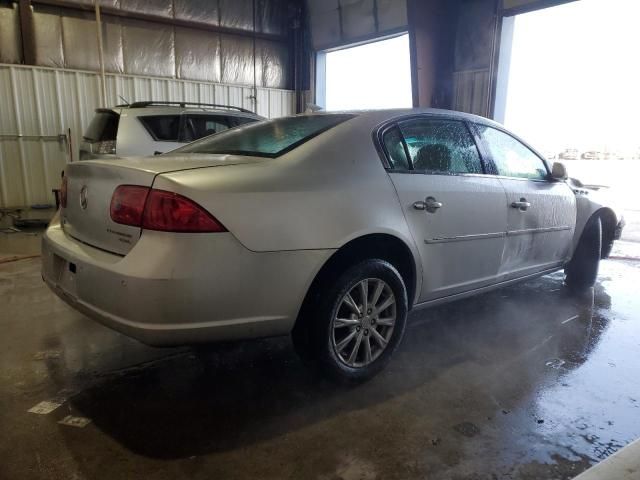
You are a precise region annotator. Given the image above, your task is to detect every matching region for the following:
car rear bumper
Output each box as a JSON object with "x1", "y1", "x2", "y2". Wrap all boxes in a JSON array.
[{"x1": 42, "y1": 216, "x2": 332, "y2": 346}]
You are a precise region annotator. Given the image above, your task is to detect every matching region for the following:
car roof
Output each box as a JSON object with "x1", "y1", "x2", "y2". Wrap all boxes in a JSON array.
[
  {"x1": 301, "y1": 108, "x2": 503, "y2": 128},
  {"x1": 101, "y1": 103, "x2": 263, "y2": 118}
]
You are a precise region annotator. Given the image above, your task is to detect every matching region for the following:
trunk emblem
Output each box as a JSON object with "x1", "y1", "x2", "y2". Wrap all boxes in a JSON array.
[{"x1": 79, "y1": 186, "x2": 88, "y2": 210}]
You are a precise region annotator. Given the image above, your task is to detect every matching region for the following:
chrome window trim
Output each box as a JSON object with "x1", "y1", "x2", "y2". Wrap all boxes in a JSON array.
[{"x1": 373, "y1": 114, "x2": 489, "y2": 176}]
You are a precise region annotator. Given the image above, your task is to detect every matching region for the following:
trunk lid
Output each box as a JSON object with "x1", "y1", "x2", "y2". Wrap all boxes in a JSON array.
[{"x1": 62, "y1": 154, "x2": 261, "y2": 255}]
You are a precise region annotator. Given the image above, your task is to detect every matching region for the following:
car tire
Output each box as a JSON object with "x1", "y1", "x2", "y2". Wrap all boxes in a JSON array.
[
  {"x1": 298, "y1": 259, "x2": 408, "y2": 383},
  {"x1": 565, "y1": 216, "x2": 602, "y2": 291}
]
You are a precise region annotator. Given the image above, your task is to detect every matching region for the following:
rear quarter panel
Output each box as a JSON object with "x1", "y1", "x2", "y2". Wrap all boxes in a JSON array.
[{"x1": 151, "y1": 117, "x2": 419, "y2": 256}]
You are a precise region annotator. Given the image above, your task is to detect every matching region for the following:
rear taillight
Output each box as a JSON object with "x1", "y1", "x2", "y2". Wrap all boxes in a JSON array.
[
  {"x1": 110, "y1": 185, "x2": 150, "y2": 226},
  {"x1": 110, "y1": 185, "x2": 226, "y2": 233},
  {"x1": 90, "y1": 140, "x2": 116, "y2": 155},
  {"x1": 60, "y1": 175, "x2": 68, "y2": 208},
  {"x1": 142, "y1": 189, "x2": 227, "y2": 232}
]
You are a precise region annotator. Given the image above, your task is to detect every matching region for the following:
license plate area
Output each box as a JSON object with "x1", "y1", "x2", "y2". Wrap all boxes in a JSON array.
[{"x1": 52, "y1": 254, "x2": 78, "y2": 296}]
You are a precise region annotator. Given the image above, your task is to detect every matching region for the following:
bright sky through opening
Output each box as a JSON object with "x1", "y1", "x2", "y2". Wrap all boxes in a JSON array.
[
  {"x1": 325, "y1": 34, "x2": 412, "y2": 111},
  {"x1": 503, "y1": 0, "x2": 640, "y2": 155}
]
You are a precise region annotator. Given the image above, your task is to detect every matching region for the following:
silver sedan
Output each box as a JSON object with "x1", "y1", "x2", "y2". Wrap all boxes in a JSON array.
[{"x1": 42, "y1": 109, "x2": 622, "y2": 382}]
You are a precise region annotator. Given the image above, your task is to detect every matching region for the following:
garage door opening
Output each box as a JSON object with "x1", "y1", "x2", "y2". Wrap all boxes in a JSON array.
[
  {"x1": 494, "y1": 0, "x2": 640, "y2": 243},
  {"x1": 316, "y1": 34, "x2": 412, "y2": 111}
]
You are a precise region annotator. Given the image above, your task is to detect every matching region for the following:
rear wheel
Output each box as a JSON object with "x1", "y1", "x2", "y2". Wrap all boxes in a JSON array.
[
  {"x1": 294, "y1": 259, "x2": 408, "y2": 383},
  {"x1": 565, "y1": 216, "x2": 602, "y2": 291}
]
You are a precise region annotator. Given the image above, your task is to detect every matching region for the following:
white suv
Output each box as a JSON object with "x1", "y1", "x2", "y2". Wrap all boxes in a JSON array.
[{"x1": 79, "y1": 101, "x2": 263, "y2": 160}]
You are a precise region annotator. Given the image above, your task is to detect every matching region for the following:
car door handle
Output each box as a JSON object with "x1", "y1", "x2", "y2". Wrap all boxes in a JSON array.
[
  {"x1": 414, "y1": 197, "x2": 443, "y2": 213},
  {"x1": 511, "y1": 199, "x2": 531, "y2": 211}
]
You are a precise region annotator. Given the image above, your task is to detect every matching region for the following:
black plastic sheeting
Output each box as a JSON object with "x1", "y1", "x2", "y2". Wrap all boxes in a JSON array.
[{"x1": 24, "y1": 0, "x2": 293, "y2": 89}]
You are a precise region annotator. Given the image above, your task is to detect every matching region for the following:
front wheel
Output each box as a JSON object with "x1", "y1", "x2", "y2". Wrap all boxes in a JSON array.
[
  {"x1": 299, "y1": 259, "x2": 408, "y2": 383},
  {"x1": 565, "y1": 216, "x2": 602, "y2": 291}
]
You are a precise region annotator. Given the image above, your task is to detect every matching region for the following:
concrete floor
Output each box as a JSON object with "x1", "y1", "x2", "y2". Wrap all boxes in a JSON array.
[{"x1": 1, "y1": 216, "x2": 640, "y2": 479}]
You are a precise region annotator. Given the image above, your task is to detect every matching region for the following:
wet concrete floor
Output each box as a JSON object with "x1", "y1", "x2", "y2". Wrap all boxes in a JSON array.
[{"x1": 1, "y1": 235, "x2": 639, "y2": 479}]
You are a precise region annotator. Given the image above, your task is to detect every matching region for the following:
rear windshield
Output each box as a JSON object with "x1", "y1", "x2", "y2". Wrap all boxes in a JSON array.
[
  {"x1": 84, "y1": 110, "x2": 119, "y2": 142},
  {"x1": 175, "y1": 114, "x2": 355, "y2": 158}
]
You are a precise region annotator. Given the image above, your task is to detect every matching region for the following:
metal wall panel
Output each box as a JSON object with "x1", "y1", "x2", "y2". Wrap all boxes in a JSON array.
[
  {"x1": 122, "y1": 18, "x2": 176, "y2": 77},
  {"x1": 257, "y1": 0, "x2": 288, "y2": 35},
  {"x1": 307, "y1": 0, "x2": 408, "y2": 49},
  {"x1": 219, "y1": 0, "x2": 254, "y2": 30},
  {"x1": 453, "y1": 69, "x2": 491, "y2": 117},
  {"x1": 120, "y1": 0, "x2": 174, "y2": 17},
  {"x1": 62, "y1": 15, "x2": 100, "y2": 71},
  {"x1": 340, "y1": 0, "x2": 376, "y2": 40},
  {"x1": 258, "y1": 39, "x2": 290, "y2": 88},
  {"x1": 10, "y1": 2, "x2": 293, "y2": 88},
  {"x1": 0, "y1": 63, "x2": 295, "y2": 208},
  {"x1": 175, "y1": 27, "x2": 222, "y2": 83},
  {"x1": 174, "y1": 0, "x2": 220, "y2": 25},
  {"x1": 0, "y1": 6, "x2": 22, "y2": 64},
  {"x1": 220, "y1": 34, "x2": 255, "y2": 86},
  {"x1": 377, "y1": 0, "x2": 407, "y2": 32},
  {"x1": 33, "y1": 11, "x2": 65, "y2": 68}
]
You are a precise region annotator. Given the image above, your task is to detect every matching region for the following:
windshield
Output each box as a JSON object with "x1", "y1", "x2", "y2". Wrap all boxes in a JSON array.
[{"x1": 174, "y1": 114, "x2": 355, "y2": 158}]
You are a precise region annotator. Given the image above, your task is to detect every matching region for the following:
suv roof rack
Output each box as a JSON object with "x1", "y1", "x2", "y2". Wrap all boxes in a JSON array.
[{"x1": 115, "y1": 101, "x2": 255, "y2": 114}]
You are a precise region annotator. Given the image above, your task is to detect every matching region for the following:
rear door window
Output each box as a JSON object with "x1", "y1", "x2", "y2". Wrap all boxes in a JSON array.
[
  {"x1": 138, "y1": 115, "x2": 181, "y2": 142},
  {"x1": 397, "y1": 118, "x2": 483, "y2": 174},
  {"x1": 382, "y1": 126, "x2": 410, "y2": 170}
]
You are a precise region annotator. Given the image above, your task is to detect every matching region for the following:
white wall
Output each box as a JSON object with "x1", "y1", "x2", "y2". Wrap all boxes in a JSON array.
[{"x1": 0, "y1": 63, "x2": 296, "y2": 209}]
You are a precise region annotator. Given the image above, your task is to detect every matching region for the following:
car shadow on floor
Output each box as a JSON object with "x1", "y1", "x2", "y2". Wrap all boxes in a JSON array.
[{"x1": 65, "y1": 273, "x2": 610, "y2": 460}]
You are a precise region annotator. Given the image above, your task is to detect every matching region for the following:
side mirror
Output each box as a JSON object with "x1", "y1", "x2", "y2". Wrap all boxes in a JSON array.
[{"x1": 551, "y1": 161, "x2": 568, "y2": 180}]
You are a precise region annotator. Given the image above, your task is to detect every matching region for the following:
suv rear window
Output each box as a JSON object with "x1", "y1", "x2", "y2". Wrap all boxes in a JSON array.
[
  {"x1": 176, "y1": 114, "x2": 355, "y2": 158},
  {"x1": 139, "y1": 115, "x2": 181, "y2": 142},
  {"x1": 180, "y1": 115, "x2": 259, "y2": 142},
  {"x1": 84, "y1": 110, "x2": 119, "y2": 142}
]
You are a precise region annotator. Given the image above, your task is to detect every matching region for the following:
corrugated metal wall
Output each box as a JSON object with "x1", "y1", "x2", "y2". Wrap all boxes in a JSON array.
[
  {"x1": 452, "y1": 0, "x2": 497, "y2": 118},
  {"x1": 0, "y1": 63, "x2": 296, "y2": 209},
  {"x1": 453, "y1": 69, "x2": 491, "y2": 116}
]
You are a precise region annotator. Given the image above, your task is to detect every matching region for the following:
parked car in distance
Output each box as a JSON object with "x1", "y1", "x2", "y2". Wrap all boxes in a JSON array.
[
  {"x1": 43, "y1": 109, "x2": 624, "y2": 382},
  {"x1": 581, "y1": 151, "x2": 602, "y2": 160},
  {"x1": 79, "y1": 101, "x2": 263, "y2": 160},
  {"x1": 601, "y1": 151, "x2": 621, "y2": 161},
  {"x1": 559, "y1": 148, "x2": 579, "y2": 160}
]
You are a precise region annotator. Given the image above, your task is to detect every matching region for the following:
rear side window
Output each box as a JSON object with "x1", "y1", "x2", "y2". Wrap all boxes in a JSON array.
[
  {"x1": 397, "y1": 118, "x2": 483, "y2": 174},
  {"x1": 181, "y1": 115, "x2": 230, "y2": 142},
  {"x1": 175, "y1": 114, "x2": 355, "y2": 158},
  {"x1": 84, "y1": 111, "x2": 119, "y2": 142},
  {"x1": 180, "y1": 115, "x2": 259, "y2": 142},
  {"x1": 139, "y1": 115, "x2": 181, "y2": 142},
  {"x1": 229, "y1": 116, "x2": 258, "y2": 127},
  {"x1": 477, "y1": 126, "x2": 548, "y2": 180},
  {"x1": 382, "y1": 126, "x2": 410, "y2": 170}
]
